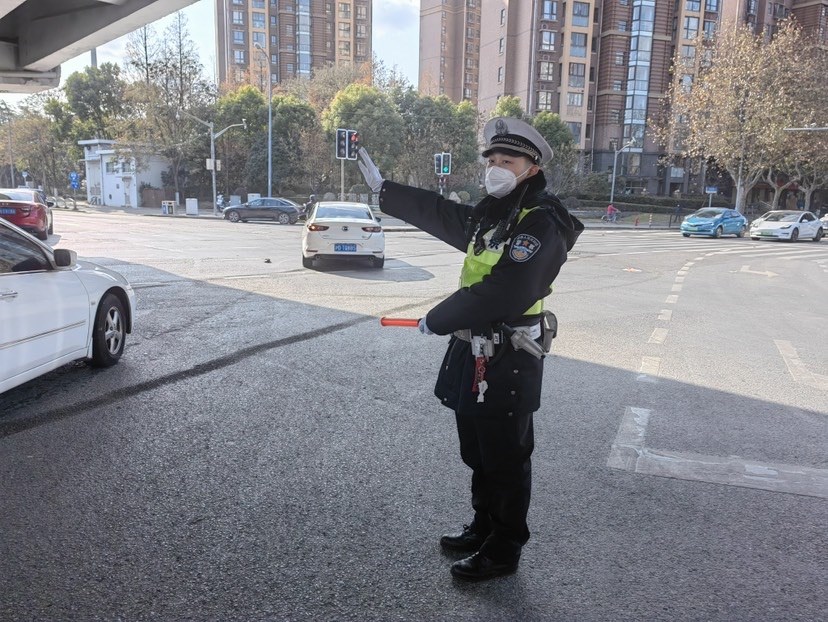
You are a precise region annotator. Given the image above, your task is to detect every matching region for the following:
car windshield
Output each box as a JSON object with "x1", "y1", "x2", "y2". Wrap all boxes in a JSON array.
[
  {"x1": 0, "y1": 190, "x2": 36, "y2": 202},
  {"x1": 691, "y1": 209, "x2": 723, "y2": 219},
  {"x1": 764, "y1": 212, "x2": 800, "y2": 222},
  {"x1": 316, "y1": 206, "x2": 373, "y2": 220}
]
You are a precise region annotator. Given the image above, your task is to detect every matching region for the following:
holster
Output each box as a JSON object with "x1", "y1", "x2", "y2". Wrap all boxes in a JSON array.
[{"x1": 541, "y1": 311, "x2": 558, "y2": 353}]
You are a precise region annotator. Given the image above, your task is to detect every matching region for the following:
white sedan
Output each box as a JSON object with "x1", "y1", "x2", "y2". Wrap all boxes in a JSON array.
[
  {"x1": 301, "y1": 201, "x2": 385, "y2": 269},
  {"x1": 0, "y1": 218, "x2": 136, "y2": 395},
  {"x1": 749, "y1": 210, "x2": 824, "y2": 242}
]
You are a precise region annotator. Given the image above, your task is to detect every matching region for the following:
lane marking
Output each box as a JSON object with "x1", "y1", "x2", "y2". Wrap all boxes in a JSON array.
[
  {"x1": 658, "y1": 309, "x2": 673, "y2": 321},
  {"x1": 671, "y1": 284, "x2": 683, "y2": 292},
  {"x1": 648, "y1": 328, "x2": 668, "y2": 344},
  {"x1": 638, "y1": 356, "x2": 661, "y2": 378},
  {"x1": 774, "y1": 340, "x2": 828, "y2": 391},
  {"x1": 739, "y1": 265, "x2": 779, "y2": 277},
  {"x1": 607, "y1": 407, "x2": 828, "y2": 499},
  {"x1": 675, "y1": 276, "x2": 686, "y2": 283},
  {"x1": 665, "y1": 294, "x2": 679, "y2": 304}
]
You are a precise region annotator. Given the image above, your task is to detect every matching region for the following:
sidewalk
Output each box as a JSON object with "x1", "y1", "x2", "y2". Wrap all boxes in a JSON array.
[{"x1": 66, "y1": 201, "x2": 679, "y2": 231}]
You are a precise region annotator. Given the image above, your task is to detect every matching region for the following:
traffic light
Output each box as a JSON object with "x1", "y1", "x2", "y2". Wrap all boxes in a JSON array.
[
  {"x1": 335, "y1": 128, "x2": 348, "y2": 159},
  {"x1": 441, "y1": 152, "x2": 452, "y2": 175},
  {"x1": 346, "y1": 130, "x2": 360, "y2": 160},
  {"x1": 434, "y1": 153, "x2": 443, "y2": 175}
]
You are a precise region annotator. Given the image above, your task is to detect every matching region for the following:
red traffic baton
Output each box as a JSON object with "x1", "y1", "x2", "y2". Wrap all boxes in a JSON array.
[{"x1": 380, "y1": 317, "x2": 420, "y2": 327}]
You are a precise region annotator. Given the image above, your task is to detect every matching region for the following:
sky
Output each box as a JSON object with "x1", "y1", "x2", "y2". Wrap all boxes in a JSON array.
[{"x1": 0, "y1": 0, "x2": 419, "y2": 106}]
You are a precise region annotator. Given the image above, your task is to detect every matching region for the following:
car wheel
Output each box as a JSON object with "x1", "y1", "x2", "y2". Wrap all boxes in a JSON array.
[
  {"x1": 226, "y1": 210, "x2": 241, "y2": 223},
  {"x1": 302, "y1": 255, "x2": 314, "y2": 268},
  {"x1": 751, "y1": 237, "x2": 760, "y2": 241},
  {"x1": 682, "y1": 233, "x2": 690, "y2": 237},
  {"x1": 736, "y1": 226, "x2": 745, "y2": 238},
  {"x1": 713, "y1": 226, "x2": 722, "y2": 239},
  {"x1": 789, "y1": 228, "x2": 799, "y2": 242},
  {"x1": 36, "y1": 227, "x2": 48, "y2": 240},
  {"x1": 813, "y1": 228, "x2": 823, "y2": 242},
  {"x1": 371, "y1": 256, "x2": 385, "y2": 269},
  {"x1": 278, "y1": 213, "x2": 291, "y2": 225},
  {"x1": 90, "y1": 292, "x2": 127, "y2": 367},
  {"x1": 48, "y1": 215, "x2": 54, "y2": 235}
]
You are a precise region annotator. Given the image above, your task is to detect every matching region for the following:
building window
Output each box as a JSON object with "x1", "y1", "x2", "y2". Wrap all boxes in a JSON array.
[
  {"x1": 567, "y1": 122, "x2": 582, "y2": 143},
  {"x1": 540, "y1": 31, "x2": 556, "y2": 51},
  {"x1": 573, "y1": 2, "x2": 590, "y2": 27},
  {"x1": 497, "y1": 66, "x2": 504, "y2": 82},
  {"x1": 703, "y1": 20, "x2": 717, "y2": 39},
  {"x1": 357, "y1": 5, "x2": 368, "y2": 19},
  {"x1": 339, "y1": 2, "x2": 351, "y2": 18},
  {"x1": 338, "y1": 40, "x2": 351, "y2": 55},
  {"x1": 615, "y1": 51, "x2": 625, "y2": 65},
  {"x1": 234, "y1": 50, "x2": 245, "y2": 64},
  {"x1": 356, "y1": 24, "x2": 367, "y2": 38},
  {"x1": 567, "y1": 92, "x2": 583, "y2": 106},
  {"x1": 542, "y1": 1, "x2": 558, "y2": 20},
  {"x1": 571, "y1": 32, "x2": 587, "y2": 57},
  {"x1": 705, "y1": 0, "x2": 719, "y2": 11},
  {"x1": 338, "y1": 22, "x2": 351, "y2": 37},
  {"x1": 686, "y1": 0, "x2": 701, "y2": 11},
  {"x1": 537, "y1": 91, "x2": 554, "y2": 111},
  {"x1": 612, "y1": 79, "x2": 623, "y2": 91},
  {"x1": 270, "y1": 35, "x2": 277, "y2": 45},
  {"x1": 253, "y1": 32, "x2": 265, "y2": 45},
  {"x1": 252, "y1": 12, "x2": 265, "y2": 28},
  {"x1": 610, "y1": 109, "x2": 621, "y2": 123},
  {"x1": 681, "y1": 44, "x2": 696, "y2": 65},
  {"x1": 232, "y1": 11, "x2": 244, "y2": 25},
  {"x1": 683, "y1": 16, "x2": 699, "y2": 39},
  {"x1": 568, "y1": 62, "x2": 585, "y2": 87},
  {"x1": 271, "y1": 54, "x2": 278, "y2": 64},
  {"x1": 233, "y1": 30, "x2": 245, "y2": 44},
  {"x1": 618, "y1": 21, "x2": 628, "y2": 31},
  {"x1": 499, "y1": 38, "x2": 504, "y2": 54},
  {"x1": 500, "y1": 9, "x2": 506, "y2": 25},
  {"x1": 464, "y1": 87, "x2": 473, "y2": 99},
  {"x1": 253, "y1": 0, "x2": 265, "y2": 7},
  {"x1": 286, "y1": 63, "x2": 294, "y2": 74},
  {"x1": 539, "y1": 61, "x2": 554, "y2": 81}
]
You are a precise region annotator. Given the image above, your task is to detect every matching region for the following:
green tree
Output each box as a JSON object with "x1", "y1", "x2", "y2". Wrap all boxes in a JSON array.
[
  {"x1": 214, "y1": 85, "x2": 265, "y2": 196},
  {"x1": 63, "y1": 63, "x2": 127, "y2": 138},
  {"x1": 323, "y1": 84, "x2": 405, "y2": 190},
  {"x1": 532, "y1": 111, "x2": 577, "y2": 194},
  {"x1": 490, "y1": 95, "x2": 525, "y2": 120}
]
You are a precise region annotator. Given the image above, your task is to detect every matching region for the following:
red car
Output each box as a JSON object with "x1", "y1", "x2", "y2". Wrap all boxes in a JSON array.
[{"x1": 0, "y1": 188, "x2": 53, "y2": 240}]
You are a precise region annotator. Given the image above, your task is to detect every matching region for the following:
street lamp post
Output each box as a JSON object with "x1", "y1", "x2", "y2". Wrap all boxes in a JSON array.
[
  {"x1": 177, "y1": 109, "x2": 247, "y2": 216},
  {"x1": 254, "y1": 42, "x2": 272, "y2": 198},
  {"x1": 610, "y1": 139, "x2": 635, "y2": 206}
]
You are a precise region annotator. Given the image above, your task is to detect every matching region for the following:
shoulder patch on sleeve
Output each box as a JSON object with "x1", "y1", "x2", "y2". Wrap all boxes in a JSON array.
[{"x1": 509, "y1": 233, "x2": 541, "y2": 262}]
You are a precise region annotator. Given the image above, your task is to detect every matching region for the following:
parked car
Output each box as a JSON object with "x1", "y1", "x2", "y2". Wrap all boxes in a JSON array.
[
  {"x1": 222, "y1": 197, "x2": 301, "y2": 224},
  {"x1": 301, "y1": 201, "x2": 385, "y2": 269},
  {"x1": 749, "y1": 210, "x2": 823, "y2": 242},
  {"x1": 680, "y1": 207, "x2": 747, "y2": 238},
  {"x1": 0, "y1": 217, "x2": 135, "y2": 395},
  {"x1": 0, "y1": 188, "x2": 54, "y2": 240},
  {"x1": 820, "y1": 212, "x2": 828, "y2": 230}
]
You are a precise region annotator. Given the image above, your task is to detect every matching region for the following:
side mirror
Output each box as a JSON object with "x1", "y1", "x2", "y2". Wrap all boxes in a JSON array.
[
  {"x1": 53, "y1": 248, "x2": 77, "y2": 267},
  {"x1": 376, "y1": 216, "x2": 382, "y2": 222},
  {"x1": 46, "y1": 200, "x2": 55, "y2": 208}
]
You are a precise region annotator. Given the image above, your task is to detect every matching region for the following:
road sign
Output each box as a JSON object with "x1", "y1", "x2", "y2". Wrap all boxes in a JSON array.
[{"x1": 705, "y1": 186, "x2": 717, "y2": 194}]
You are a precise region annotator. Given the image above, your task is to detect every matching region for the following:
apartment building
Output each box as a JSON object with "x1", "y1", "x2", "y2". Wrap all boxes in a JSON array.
[
  {"x1": 216, "y1": 0, "x2": 372, "y2": 88},
  {"x1": 420, "y1": 0, "x2": 825, "y2": 197}
]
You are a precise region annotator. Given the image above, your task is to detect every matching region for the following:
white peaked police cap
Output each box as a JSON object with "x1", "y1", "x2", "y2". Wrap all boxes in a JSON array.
[{"x1": 482, "y1": 117, "x2": 554, "y2": 165}]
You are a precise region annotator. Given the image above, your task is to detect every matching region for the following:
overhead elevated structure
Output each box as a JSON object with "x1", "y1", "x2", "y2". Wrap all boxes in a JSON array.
[{"x1": 0, "y1": 0, "x2": 197, "y2": 93}]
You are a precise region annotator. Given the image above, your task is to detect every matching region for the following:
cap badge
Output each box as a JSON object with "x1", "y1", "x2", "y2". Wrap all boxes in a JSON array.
[{"x1": 495, "y1": 119, "x2": 509, "y2": 136}]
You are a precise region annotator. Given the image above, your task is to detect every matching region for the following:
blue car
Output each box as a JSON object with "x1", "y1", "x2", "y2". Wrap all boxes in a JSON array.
[{"x1": 680, "y1": 208, "x2": 747, "y2": 238}]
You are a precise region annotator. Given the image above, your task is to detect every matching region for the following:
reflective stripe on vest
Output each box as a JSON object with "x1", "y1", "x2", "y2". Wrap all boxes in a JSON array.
[{"x1": 459, "y1": 206, "x2": 544, "y2": 316}]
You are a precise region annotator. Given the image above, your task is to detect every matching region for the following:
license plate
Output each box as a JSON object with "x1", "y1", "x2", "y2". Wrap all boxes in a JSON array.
[
  {"x1": 0, "y1": 208, "x2": 15, "y2": 214},
  {"x1": 334, "y1": 243, "x2": 356, "y2": 252}
]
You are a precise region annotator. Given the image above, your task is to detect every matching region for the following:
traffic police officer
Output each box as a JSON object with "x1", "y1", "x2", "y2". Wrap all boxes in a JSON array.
[{"x1": 358, "y1": 117, "x2": 583, "y2": 580}]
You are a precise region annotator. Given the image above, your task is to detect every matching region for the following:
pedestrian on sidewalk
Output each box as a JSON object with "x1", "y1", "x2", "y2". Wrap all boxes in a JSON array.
[{"x1": 357, "y1": 117, "x2": 583, "y2": 581}]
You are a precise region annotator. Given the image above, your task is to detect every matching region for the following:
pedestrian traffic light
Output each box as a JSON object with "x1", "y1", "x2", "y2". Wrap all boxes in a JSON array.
[
  {"x1": 335, "y1": 128, "x2": 348, "y2": 159},
  {"x1": 346, "y1": 130, "x2": 360, "y2": 160},
  {"x1": 441, "y1": 152, "x2": 452, "y2": 175},
  {"x1": 434, "y1": 153, "x2": 443, "y2": 175}
]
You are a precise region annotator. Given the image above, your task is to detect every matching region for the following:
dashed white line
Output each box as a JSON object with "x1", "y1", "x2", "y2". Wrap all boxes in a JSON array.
[{"x1": 658, "y1": 309, "x2": 673, "y2": 321}]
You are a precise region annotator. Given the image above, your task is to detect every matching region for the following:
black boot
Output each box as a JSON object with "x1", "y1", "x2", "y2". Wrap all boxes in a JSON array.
[
  {"x1": 450, "y1": 552, "x2": 519, "y2": 581},
  {"x1": 439, "y1": 524, "x2": 487, "y2": 552}
]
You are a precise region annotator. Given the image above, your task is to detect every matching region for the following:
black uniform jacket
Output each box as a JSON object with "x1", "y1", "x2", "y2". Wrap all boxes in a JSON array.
[{"x1": 379, "y1": 172, "x2": 583, "y2": 416}]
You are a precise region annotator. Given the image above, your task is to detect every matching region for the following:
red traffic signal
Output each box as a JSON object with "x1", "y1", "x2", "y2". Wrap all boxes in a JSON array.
[{"x1": 346, "y1": 130, "x2": 360, "y2": 160}]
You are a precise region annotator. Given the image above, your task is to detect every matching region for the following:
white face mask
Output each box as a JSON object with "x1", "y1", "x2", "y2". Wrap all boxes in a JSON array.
[{"x1": 485, "y1": 165, "x2": 531, "y2": 198}]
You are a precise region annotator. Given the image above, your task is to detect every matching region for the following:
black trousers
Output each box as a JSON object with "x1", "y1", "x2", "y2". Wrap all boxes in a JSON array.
[{"x1": 454, "y1": 409, "x2": 535, "y2": 562}]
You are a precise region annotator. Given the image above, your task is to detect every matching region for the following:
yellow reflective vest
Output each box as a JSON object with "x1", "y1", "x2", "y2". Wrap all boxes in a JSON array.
[{"x1": 459, "y1": 206, "x2": 544, "y2": 316}]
